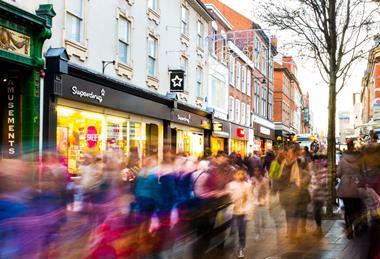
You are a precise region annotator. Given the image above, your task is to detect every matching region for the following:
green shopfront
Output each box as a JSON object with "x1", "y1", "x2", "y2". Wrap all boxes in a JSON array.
[{"x1": 0, "y1": 2, "x2": 55, "y2": 159}]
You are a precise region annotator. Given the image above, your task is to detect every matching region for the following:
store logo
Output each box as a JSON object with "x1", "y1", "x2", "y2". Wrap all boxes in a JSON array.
[
  {"x1": 72, "y1": 86, "x2": 104, "y2": 103},
  {"x1": 177, "y1": 114, "x2": 191, "y2": 124},
  {"x1": 86, "y1": 126, "x2": 98, "y2": 148}
]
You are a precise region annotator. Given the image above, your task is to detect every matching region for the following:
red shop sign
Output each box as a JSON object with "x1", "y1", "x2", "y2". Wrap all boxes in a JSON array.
[
  {"x1": 236, "y1": 128, "x2": 245, "y2": 138},
  {"x1": 86, "y1": 126, "x2": 98, "y2": 148}
]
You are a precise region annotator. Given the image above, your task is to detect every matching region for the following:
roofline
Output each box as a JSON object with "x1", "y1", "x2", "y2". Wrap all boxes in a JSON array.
[
  {"x1": 204, "y1": 3, "x2": 233, "y2": 30},
  {"x1": 188, "y1": 0, "x2": 214, "y2": 22}
]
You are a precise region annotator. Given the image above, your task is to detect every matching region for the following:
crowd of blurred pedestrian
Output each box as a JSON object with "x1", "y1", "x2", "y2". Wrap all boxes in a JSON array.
[{"x1": 1, "y1": 140, "x2": 380, "y2": 258}]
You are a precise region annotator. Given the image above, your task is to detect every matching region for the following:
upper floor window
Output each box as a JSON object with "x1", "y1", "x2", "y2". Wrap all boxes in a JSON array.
[
  {"x1": 262, "y1": 87, "x2": 267, "y2": 117},
  {"x1": 196, "y1": 66, "x2": 203, "y2": 97},
  {"x1": 241, "y1": 66, "x2": 246, "y2": 94},
  {"x1": 118, "y1": 17, "x2": 131, "y2": 65},
  {"x1": 254, "y1": 80, "x2": 260, "y2": 114},
  {"x1": 246, "y1": 104, "x2": 251, "y2": 126},
  {"x1": 268, "y1": 91, "x2": 273, "y2": 120},
  {"x1": 181, "y1": 5, "x2": 189, "y2": 35},
  {"x1": 241, "y1": 102, "x2": 246, "y2": 125},
  {"x1": 147, "y1": 35, "x2": 158, "y2": 76},
  {"x1": 229, "y1": 96, "x2": 234, "y2": 121},
  {"x1": 66, "y1": 0, "x2": 84, "y2": 43},
  {"x1": 148, "y1": 0, "x2": 158, "y2": 11},
  {"x1": 235, "y1": 62, "x2": 241, "y2": 90},
  {"x1": 211, "y1": 27, "x2": 217, "y2": 56},
  {"x1": 254, "y1": 36, "x2": 260, "y2": 68},
  {"x1": 180, "y1": 55, "x2": 188, "y2": 89},
  {"x1": 247, "y1": 70, "x2": 251, "y2": 96},
  {"x1": 229, "y1": 56, "x2": 235, "y2": 86},
  {"x1": 235, "y1": 99, "x2": 240, "y2": 124},
  {"x1": 197, "y1": 21, "x2": 204, "y2": 49}
]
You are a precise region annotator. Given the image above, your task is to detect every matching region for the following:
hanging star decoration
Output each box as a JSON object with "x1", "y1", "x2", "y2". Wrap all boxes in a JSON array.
[{"x1": 171, "y1": 75, "x2": 183, "y2": 88}]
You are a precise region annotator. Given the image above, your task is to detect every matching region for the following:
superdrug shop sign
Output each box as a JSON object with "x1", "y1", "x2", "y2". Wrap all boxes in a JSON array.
[{"x1": 1, "y1": 77, "x2": 20, "y2": 159}]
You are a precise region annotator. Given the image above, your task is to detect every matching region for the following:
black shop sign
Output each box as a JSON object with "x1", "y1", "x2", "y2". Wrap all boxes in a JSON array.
[{"x1": 169, "y1": 69, "x2": 185, "y2": 92}]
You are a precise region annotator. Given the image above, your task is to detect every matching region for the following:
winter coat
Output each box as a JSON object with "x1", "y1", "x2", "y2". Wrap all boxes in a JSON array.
[
  {"x1": 336, "y1": 153, "x2": 363, "y2": 198},
  {"x1": 310, "y1": 159, "x2": 329, "y2": 202}
]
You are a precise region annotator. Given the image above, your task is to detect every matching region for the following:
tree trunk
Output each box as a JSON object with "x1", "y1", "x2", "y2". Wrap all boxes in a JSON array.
[{"x1": 326, "y1": 75, "x2": 337, "y2": 217}]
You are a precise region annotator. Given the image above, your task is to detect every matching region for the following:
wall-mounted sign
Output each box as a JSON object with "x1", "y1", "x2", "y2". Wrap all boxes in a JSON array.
[
  {"x1": 260, "y1": 126, "x2": 270, "y2": 136},
  {"x1": 177, "y1": 113, "x2": 191, "y2": 124},
  {"x1": 169, "y1": 69, "x2": 185, "y2": 92},
  {"x1": 1, "y1": 77, "x2": 20, "y2": 159},
  {"x1": 0, "y1": 26, "x2": 30, "y2": 56},
  {"x1": 171, "y1": 109, "x2": 211, "y2": 129},
  {"x1": 237, "y1": 128, "x2": 245, "y2": 138},
  {"x1": 72, "y1": 86, "x2": 105, "y2": 103},
  {"x1": 213, "y1": 122, "x2": 223, "y2": 131}
]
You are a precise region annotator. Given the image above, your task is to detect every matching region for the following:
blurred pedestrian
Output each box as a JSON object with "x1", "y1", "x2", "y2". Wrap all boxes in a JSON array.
[
  {"x1": 226, "y1": 167, "x2": 253, "y2": 258},
  {"x1": 310, "y1": 155, "x2": 329, "y2": 236},
  {"x1": 251, "y1": 165, "x2": 270, "y2": 240},
  {"x1": 277, "y1": 144, "x2": 303, "y2": 239},
  {"x1": 337, "y1": 149, "x2": 366, "y2": 239}
]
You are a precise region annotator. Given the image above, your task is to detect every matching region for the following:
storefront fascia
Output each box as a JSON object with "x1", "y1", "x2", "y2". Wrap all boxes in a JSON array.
[
  {"x1": 230, "y1": 123, "x2": 250, "y2": 157},
  {"x1": 0, "y1": 3, "x2": 55, "y2": 159},
  {"x1": 211, "y1": 119, "x2": 230, "y2": 156},
  {"x1": 44, "y1": 54, "x2": 172, "y2": 172},
  {"x1": 253, "y1": 119, "x2": 275, "y2": 153},
  {"x1": 169, "y1": 107, "x2": 212, "y2": 158}
]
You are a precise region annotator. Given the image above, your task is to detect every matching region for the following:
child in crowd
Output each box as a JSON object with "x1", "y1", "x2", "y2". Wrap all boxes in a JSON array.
[
  {"x1": 226, "y1": 167, "x2": 252, "y2": 258},
  {"x1": 251, "y1": 165, "x2": 270, "y2": 240}
]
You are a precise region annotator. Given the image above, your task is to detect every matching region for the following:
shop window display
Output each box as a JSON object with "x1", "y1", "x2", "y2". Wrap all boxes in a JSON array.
[{"x1": 56, "y1": 106, "x2": 147, "y2": 174}]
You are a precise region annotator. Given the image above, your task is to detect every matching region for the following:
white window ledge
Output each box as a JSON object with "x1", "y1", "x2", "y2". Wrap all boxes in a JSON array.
[
  {"x1": 196, "y1": 47, "x2": 204, "y2": 58},
  {"x1": 65, "y1": 39, "x2": 88, "y2": 61},
  {"x1": 115, "y1": 62, "x2": 133, "y2": 79},
  {"x1": 147, "y1": 8, "x2": 160, "y2": 25},
  {"x1": 180, "y1": 34, "x2": 190, "y2": 47},
  {"x1": 146, "y1": 75, "x2": 159, "y2": 90}
]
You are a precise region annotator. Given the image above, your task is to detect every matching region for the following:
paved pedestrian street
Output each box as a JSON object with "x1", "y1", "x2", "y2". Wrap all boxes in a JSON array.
[{"x1": 212, "y1": 215, "x2": 369, "y2": 259}]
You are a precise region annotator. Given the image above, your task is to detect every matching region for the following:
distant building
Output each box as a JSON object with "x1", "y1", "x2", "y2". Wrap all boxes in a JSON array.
[
  {"x1": 360, "y1": 38, "x2": 380, "y2": 136},
  {"x1": 273, "y1": 56, "x2": 306, "y2": 145}
]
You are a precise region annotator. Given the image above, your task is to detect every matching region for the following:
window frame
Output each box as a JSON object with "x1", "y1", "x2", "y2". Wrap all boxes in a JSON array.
[
  {"x1": 235, "y1": 99, "x2": 240, "y2": 124},
  {"x1": 254, "y1": 79, "x2": 260, "y2": 114},
  {"x1": 66, "y1": 0, "x2": 84, "y2": 43},
  {"x1": 196, "y1": 20, "x2": 204, "y2": 49},
  {"x1": 246, "y1": 104, "x2": 251, "y2": 126},
  {"x1": 118, "y1": 16, "x2": 131, "y2": 65},
  {"x1": 147, "y1": 35, "x2": 158, "y2": 77},
  {"x1": 235, "y1": 62, "x2": 241, "y2": 91},
  {"x1": 229, "y1": 96, "x2": 235, "y2": 121},
  {"x1": 262, "y1": 87, "x2": 267, "y2": 117},
  {"x1": 196, "y1": 66, "x2": 203, "y2": 97},
  {"x1": 148, "y1": 0, "x2": 158, "y2": 11},
  {"x1": 229, "y1": 56, "x2": 235, "y2": 86},
  {"x1": 241, "y1": 102, "x2": 246, "y2": 125},
  {"x1": 247, "y1": 70, "x2": 251, "y2": 96},
  {"x1": 241, "y1": 66, "x2": 246, "y2": 94},
  {"x1": 180, "y1": 5, "x2": 189, "y2": 35}
]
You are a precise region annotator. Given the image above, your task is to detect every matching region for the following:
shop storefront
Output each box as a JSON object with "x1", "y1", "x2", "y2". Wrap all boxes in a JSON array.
[
  {"x1": 230, "y1": 123, "x2": 249, "y2": 157},
  {"x1": 169, "y1": 109, "x2": 211, "y2": 158},
  {"x1": 0, "y1": 2, "x2": 55, "y2": 159},
  {"x1": 44, "y1": 50, "x2": 172, "y2": 172},
  {"x1": 254, "y1": 123, "x2": 275, "y2": 153},
  {"x1": 211, "y1": 119, "x2": 230, "y2": 155}
]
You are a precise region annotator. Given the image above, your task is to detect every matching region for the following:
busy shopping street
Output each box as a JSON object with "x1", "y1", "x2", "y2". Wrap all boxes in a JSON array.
[{"x1": 1, "y1": 0, "x2": 380, "y2": 258}]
